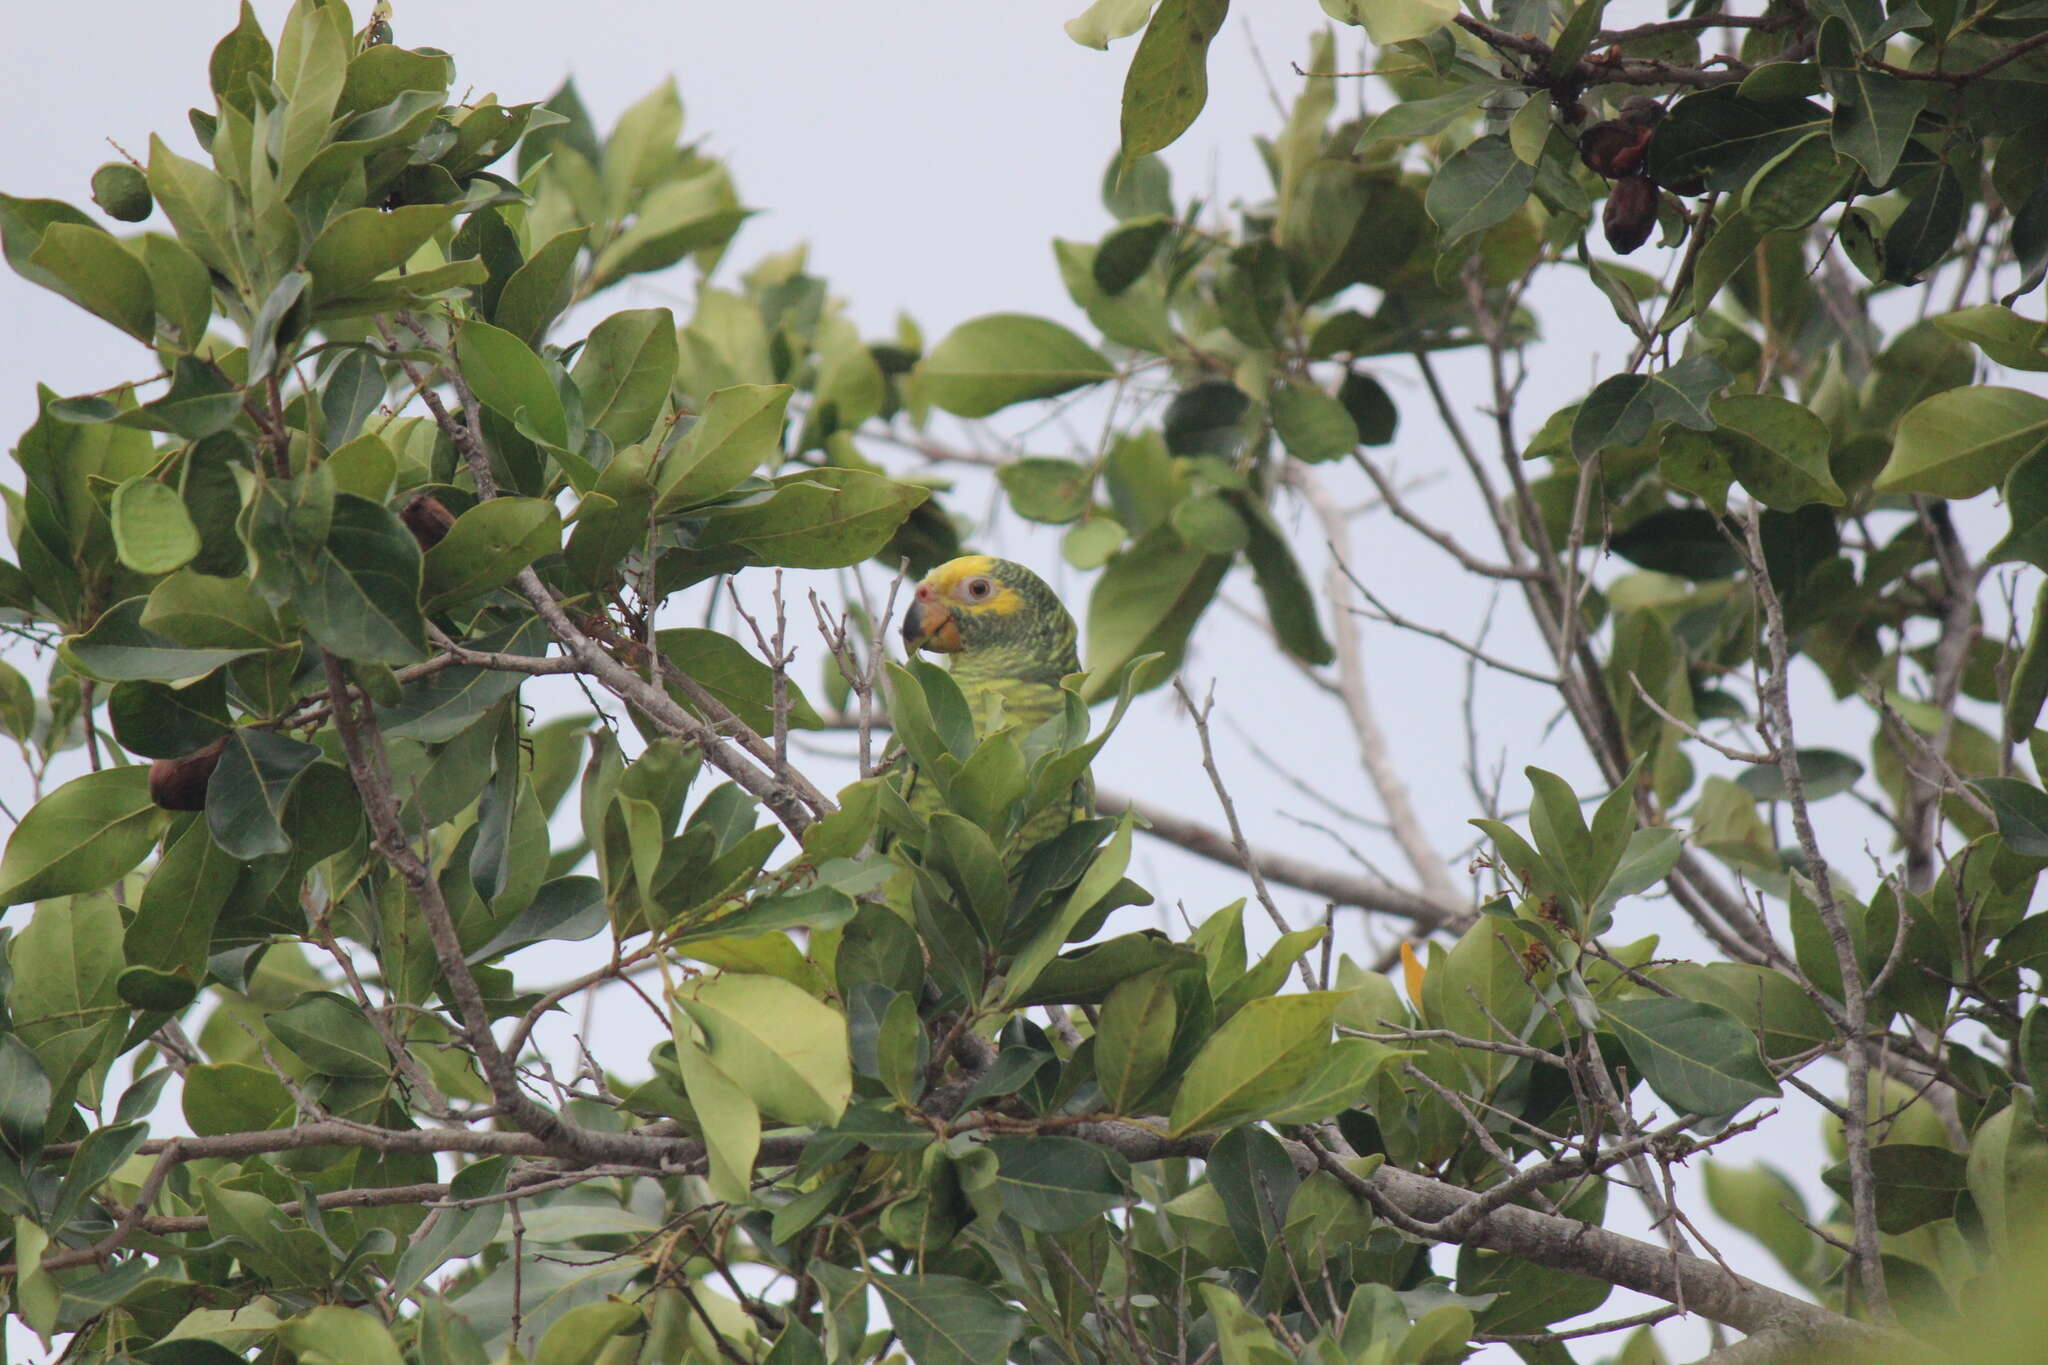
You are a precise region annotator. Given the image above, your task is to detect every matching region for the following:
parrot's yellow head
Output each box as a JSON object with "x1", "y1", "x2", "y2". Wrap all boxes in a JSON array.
[{"x1": 900, "y1": 556, "x2": 1079, "y2": 684}]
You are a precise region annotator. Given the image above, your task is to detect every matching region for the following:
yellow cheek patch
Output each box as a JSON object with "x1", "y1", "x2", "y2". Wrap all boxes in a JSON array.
[
  {"x1": 923, "y1": 555, "x2": 1025, "y2": 616},
  {"x1": 969, "y1": 586, "x2": 1026, "y2": 616}
]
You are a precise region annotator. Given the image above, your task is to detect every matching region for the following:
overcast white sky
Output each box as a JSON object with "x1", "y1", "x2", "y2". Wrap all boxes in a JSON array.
[{"x1": 9, "y1": 3, "x2": 2042, "y2": 1361}]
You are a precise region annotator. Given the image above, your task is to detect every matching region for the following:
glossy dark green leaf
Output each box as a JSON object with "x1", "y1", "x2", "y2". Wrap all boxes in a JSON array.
[
  {"x1": 1819, "y1": 20, "x2": 1926, "y2": 188},
  {"x1": 293, "y1": 492, "x2": 428, "y2": 665},
  {"x1": 0, "y1": 1034, "x2": 52, "y2": 1160},
  {"x1": 987, "y1": 1136, "x2": 1127, "y2": 1232},
  {"x1": 420, "y1": 497, "x2": 561, "y2": 612},
  {"x1": 1883, "y1": 166, "x2": 1964, "y2": 283},
  {"x1": 206, "y1": 728, "x2": 322, "y2": 859},
  {"x1": 1821, "y1": 1143, "x2": 1966, "y2": 1234},
  {"x1": 1647, "y1": 90, "x2": 1829, "y2": 195},
  {"x1": 870, "y1": 1273, "x2": 1023, "y2": 1365},
  {"x1": 1975, "y1": 777, "x2": 2048, "y2": 858},
  {"x1": 108, "y1": 674, "x2": 232, "y2": 759},
  {"x1": 655, "y1": 627, "x2": 824, "y2": 735},
  {"x1": 128, "y1": 815, "x2": 236, "y2": 985},
  {"x1": 1083, "y1": 531, "x2": 1228, "y2": 700},
  {"x1": 1093, "y1": 214, "x2": 1173, "y2": 293},
  {"x1": 1236, "y1": 494, "x2": 1334, "y2": 665},
  {"x1": 1424, "y1": 134, "x2": 1536, "y2": 243},
  {"x1": 0, "y1": 767, "x2": 159, "y2": 907},
  {"x1": 267, "y1": 991, "x2": 390, "y2": 1079},
  {"x1": 1602, "y1": 995, "x2": 1781, "y2": 1116}
]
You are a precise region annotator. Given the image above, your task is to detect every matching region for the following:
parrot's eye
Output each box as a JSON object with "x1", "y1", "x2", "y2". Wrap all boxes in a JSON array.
[{"x1": 965, "y1": 577, "x2": 993, "y2": 600}]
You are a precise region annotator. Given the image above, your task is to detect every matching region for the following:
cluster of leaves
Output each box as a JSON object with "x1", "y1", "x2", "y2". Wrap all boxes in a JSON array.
[{"x1": 6, "y1": 0, "x2": 2048, "y2": 1362}]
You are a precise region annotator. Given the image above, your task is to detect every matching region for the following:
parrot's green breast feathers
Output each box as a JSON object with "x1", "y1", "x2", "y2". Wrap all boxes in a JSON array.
[{"x1": 894, "y1": 555, "x2": 1091, "y2": 854}]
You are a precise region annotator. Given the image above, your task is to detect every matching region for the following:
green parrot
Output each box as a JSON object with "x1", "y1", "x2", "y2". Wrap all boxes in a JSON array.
[{"x1": 894, "y1": 554, "x2": 1093, "y2": 857}]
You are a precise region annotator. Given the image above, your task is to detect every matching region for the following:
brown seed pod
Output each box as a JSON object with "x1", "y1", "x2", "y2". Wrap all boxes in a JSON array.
[
  {"x1": 399, "y1": 493, "x2": 456, "y2": 550},
  {"x1": 149, "y1": 735, "x2": 229, "y2": 811},
  {"x1": 1577, "y1": 120, "x2": 1655, "y2": 180},
  {"x1": 1602, "y1": 175, "x2": 1661, "y2": 255},
  {"x1": 1616, "y1": 95, "x2": 1666, "y2": 130},
  {"x1": 1577, "y1": 98, "x2": 1668, "y2": 181}
]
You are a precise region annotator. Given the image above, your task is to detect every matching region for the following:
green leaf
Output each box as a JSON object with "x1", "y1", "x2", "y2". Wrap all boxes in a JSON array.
[
  {"x1": 1602, "y1": 995, "x2": 1781, "y2": 1116},
  {"x1": 0, "y1": 1035, "x2": 52, "y2": 1161},
  {"x1": 1004, "y1": 820, "x2": 1137, "y2": 1005},
  {"x1": 655, "y1": 627, "x2": 824, "y2": 734},
  {"x1": 683, "y1": 468, "x2": 929, "y2": 575},
  {"x1": 1875, "y1": 385, "x2": 2048, "y2": 498},
  {"x1": 23, "y1": 221, "x2": 156, "y2": 342},
  {"x1": 305, "y1": 205, "x2": 459, "y2": 302},
  {"x1": 1819, "y1": 21, "x2": 1926, "y2": 188},
  {"x1": 1083, "y1": 530, "x2": 1228, "y2": 700},
  {"x1": 1741, "y1": 132, "x2": 1856, "y2": 233},
  {"x1": 206, "y1": 728, "x2": 321, "y2": 859},
  {"x1": 9, "y1": 892, "x2": 125, "y2": 1110},
  {"x1": 1571, "y1": 375, "x2": 1658, "y2": 459},
  {"x1": 182, "y1": 1061, "x2": 291, "y2": 1136},
  {"x1": 674, "y1": 973, "x2": 850, "y2": 1126},
  {"x1": 1703, "y1": 1159, "x2": 1818, "y2": 1278},
  {"x1": 420, "y1": 496, "x2": 562, "y2": 612},
  {"x1": 1936, "y1": 305, "x2": 2048, "y2": 373},
  {"x1": 388, "y1": 1153, "x2": 514, "y2": 1299},
  {"x1": 272, "y1": 0, "x2": 350, "y2": 194},
  {"x1": 1118, "y1": 0, "x2": 1229, "y2": 164},
  {"x1": 1168, "y1": 991, "x2": 1341, "y2": 1135},
  {"x1": 1975, "y1": 777, "x2": 2048, "y2": 858},
  {"x1": 143, "y1": 571, "x2": 286, "y2": 650},
  {"x1": 457, "y1": 320, "x2": 569, "y2": 450},
  {"x1": 268, "y1": 991, "x2": 391, "y2": 1079},
  {"x1": 998, "y1": 458, "x2": 1092, "y2": 524},
  {"x1": 1425, "y1": 134, "x2": 1536, "y2": 243},
  {"x1": 1357, "y1": 84, "x2": 1497, "y2": 150},
  {"x1": 1322, "y1": 0, "x2": 1460, "y2": 45},
  {"x1": 129, "y1": 814, "x2": 238, "y2": 978},
  {"x1": 1271, "y1": 380, "x2": 1359, "y2": 462},
  {"x1": 571, "y1": 307, "x2": 678, "y2": 447},
  {"x1": 1647, "y1": 90, "x2": 1829, "y2": 196},
  {"x1": 915, "y1": 314, "x2": 1114, "y2": 418},
  {"x1": 146, "y1": 135, "x2": 245, "y2": 288},
  {"x1": 1066, "y1": 0, "x2": 1158, "y2": 48},
  {"x1": 278, "y1": 1307, "x2": 406, "y2": 1365},
  {"x1": 64, "y1": 597, "x2": 261, "y2": 683},
  {"x1": 0, "y1": 768, "x2": 159, "y2": 906},
  {"x1": 110, "y1": 477, "x2": 201, "y2": 575},
  {"x1": 1884, "y1": 165, "x2": 1964, "y2": 283},
  {"x1": 1735, "y1": 748, "x2": 1864, "y2": 802},
  {"x1": 1709, "y1": 393, "x2": 1844, "y2": 509},
  {"x1": 988, "y1": 1136, "x2": 1127, "y2": 1231},
  {"x1": 1822, "y1": 1143, "x2": 1966, "y2": 1234},
  {"x1": 294, "y1": 492, "x2": 428, "y2": 665},
  {"x1": 1170, "y1": 493, "x2": 1248, "y2": 555},
  {"x1": 656, "y1": 383, "x2": 792, "y2": 511},
  {"x1": 1095, "y1": 966, "x2": 1180, "y2": 1111},
  {"x1": 492, "y1": 226, "x2": 589, "y2": 347},
  {"x1": 532, "y1": 1300, "x2": 646, "y2": 1365},
  {"x1": 870, "y1": 1273, "x2": 1023, "y2": 1365},
  {"x1": 1094, "y1": 214, "x2": 1174, "y2": 293},
  {"x1": 585, "y1": 166, "x2": 750, "y2": 294}
]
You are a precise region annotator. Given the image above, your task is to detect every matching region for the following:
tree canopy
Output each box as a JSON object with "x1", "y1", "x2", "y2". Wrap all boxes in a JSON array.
[{"x1": 4, "y1": 0, "x2": 2048, "y2": 1362}]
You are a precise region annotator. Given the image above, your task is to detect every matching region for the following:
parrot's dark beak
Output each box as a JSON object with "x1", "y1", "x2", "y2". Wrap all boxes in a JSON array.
[{"x1": 900, "y1": 593, "x2": 961, "y2": 653}]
